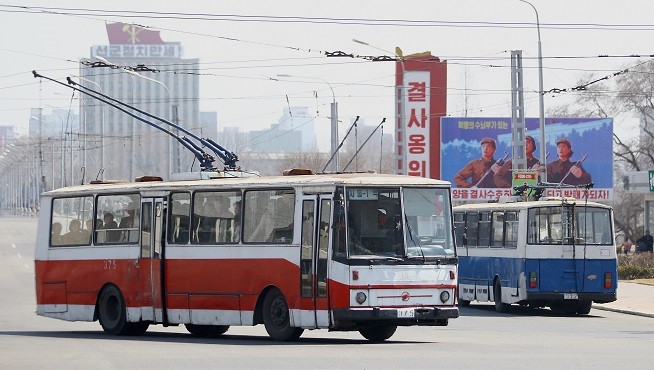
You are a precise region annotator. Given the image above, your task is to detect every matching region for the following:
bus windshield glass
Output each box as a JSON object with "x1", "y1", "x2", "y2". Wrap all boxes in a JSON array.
[{"x1": 345, "y1": 187, "x2": 454, "y2": 258}]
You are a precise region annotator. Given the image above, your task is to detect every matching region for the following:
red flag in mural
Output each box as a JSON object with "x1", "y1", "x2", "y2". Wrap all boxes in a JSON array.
[{"x1": 106, "y1": 23, "x2": 165, "y2": 44}]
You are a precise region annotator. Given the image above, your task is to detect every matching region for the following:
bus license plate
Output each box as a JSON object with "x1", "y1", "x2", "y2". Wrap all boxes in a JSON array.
[
  {"x1": 563, "y1": 293, "x2": 578, "y2": 300},
  {"x1": 397, "y1": 308, "x2": 415, "y2": 318}
]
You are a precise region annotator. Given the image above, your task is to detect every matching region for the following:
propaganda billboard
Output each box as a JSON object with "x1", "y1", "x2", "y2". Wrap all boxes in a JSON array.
[{"x1": 441, "y1": 117, "x2": 613, "y2": 201}]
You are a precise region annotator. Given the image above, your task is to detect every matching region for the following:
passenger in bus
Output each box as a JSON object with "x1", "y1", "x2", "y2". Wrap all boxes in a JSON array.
[
  {"x1": 51, "y1": 222, "x2": 63, "y2": 246},
  {"x1": 94, "y1": 219, "x2": 104, "y2": 243},
  {"x1": 272, "y1": 195, "x2": 294, "y2": 242},
  {"x1": 102, "y1": 212, "x2": 120, "y2": 242},
  {"x1": 62, "y1": 219, "x2": 84, "y2": 244},
  {"x1": 119, "y1": 208, "x2": 138, "y2": 242},
  {"x1": 195, "y1": 202, "x2": 212, "y2": 243},
  {"x1": 248, "y1": 201, "x2": 275, "y2": 242},
  {"x1": 209, "y1": 197, "x2": 234, "y2": 243},
  {"x1": 82, "y1": 219, "x2": 94, "y2": 243},
  {"x1": 232, "y1": 201, "x2": 242, "y2": 243}
]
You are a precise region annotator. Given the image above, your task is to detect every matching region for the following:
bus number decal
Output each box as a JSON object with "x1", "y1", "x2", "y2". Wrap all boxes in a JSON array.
[{"x1": 104, "y1": 260, "x2": 117, "y2": 270}]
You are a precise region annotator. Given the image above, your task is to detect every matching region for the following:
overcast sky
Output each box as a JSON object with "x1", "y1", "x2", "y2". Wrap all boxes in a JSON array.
[{"x1": 2, "y1": 0, "x2": 653, "y2": 145}]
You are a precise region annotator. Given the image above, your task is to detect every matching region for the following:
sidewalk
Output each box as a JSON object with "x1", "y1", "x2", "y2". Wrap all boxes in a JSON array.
[{"x1": 592, "y1": 281, "x2": 654, "y2": 318}]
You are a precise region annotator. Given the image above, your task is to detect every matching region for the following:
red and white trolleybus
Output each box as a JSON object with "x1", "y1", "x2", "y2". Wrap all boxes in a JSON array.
[{"x1": 35, "y1": 171, "x2": 458, "y2": 341}]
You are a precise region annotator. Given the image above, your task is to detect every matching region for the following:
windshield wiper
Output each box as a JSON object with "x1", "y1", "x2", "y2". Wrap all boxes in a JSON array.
[{"x1": 405, "y1": 215, "x2": 426, "y2": 262}]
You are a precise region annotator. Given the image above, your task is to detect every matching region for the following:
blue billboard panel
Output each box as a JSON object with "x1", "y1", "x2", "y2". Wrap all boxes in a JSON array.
[{"x1": 441, "y1": 117, "x2": 613, "y2": 201}]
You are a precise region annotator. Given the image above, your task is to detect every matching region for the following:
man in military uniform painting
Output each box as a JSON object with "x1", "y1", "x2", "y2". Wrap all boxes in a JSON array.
[
  {"x1": 454, "y1": 137, "x2": 501, "y2": 188},
  {"x1": 493, "y1": 135, "x2": 541, "y2": 188},
  {"x1": 546, "y1": 137, "x2": 592, "y2": 186}
]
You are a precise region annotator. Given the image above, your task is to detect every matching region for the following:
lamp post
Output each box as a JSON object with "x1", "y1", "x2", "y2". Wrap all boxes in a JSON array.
[
  {"x1": 71, "y1": 75, "x2": 105, "y2": 180},
  {"x1": 520, "y1": 0, "x2": 547, "y2": 182},
  {"x1": 125, "y1": 70, "x2": 174, "y2": 175},
  {"x1": 277, "y1": 73, "x2": 339, "y2": 172}
]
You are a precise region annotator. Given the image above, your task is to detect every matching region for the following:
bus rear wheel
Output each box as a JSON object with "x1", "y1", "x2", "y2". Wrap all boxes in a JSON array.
[
  {"x1": 493, "y1": 281, "x2": 510, "y2": 313},
  {"x1": 185, "y1": 324, "x2": 230, "y2": 337},
  {"x1": 576, "y1": 300, "x2": 592, "y2": 315},
  {"x1": 262, "y1": 288, "x2": 303, "y2": 341},
  {"x1": 98, "y1": 285, "x2": 133, "y2": 335},
  {"x1": 359, "y1": 324, "x2": 397, "y2": 342}
]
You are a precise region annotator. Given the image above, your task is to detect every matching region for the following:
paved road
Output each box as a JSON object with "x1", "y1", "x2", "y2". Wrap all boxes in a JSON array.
[{"x1": 1, "y1": 216, "x2": 652, "y2": 369}]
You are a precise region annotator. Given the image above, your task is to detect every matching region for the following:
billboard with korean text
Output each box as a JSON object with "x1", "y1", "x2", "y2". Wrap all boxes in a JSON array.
[
  {"x1": 441, "y1": 117, "x2": 613, "y2": 201},
  {"x1": 395, "y1": 57, "x2": 447, "y2": 179}
]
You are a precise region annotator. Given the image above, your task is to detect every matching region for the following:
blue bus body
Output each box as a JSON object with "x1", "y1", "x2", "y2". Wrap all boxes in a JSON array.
[{"x1": 455, "y1": 197, "x2": 617, "y2": 314}]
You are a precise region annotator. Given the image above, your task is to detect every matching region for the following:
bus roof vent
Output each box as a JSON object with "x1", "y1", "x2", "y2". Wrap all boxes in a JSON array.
[
  {"x1": 538, "y1": 196, "x2": 577, "y2": 202},
  {"x1": 135, "y1": 175, "x2": 164, "y2": 182},
  {"x1": 498, "y1": 196, "x2": 519, "y2": 203},
  {"x1": 89, "y1": 179, "x2": 127, "y2": 185},
  {"x1": 283, "y1": 168, "x2": 313, "y2": 176}
]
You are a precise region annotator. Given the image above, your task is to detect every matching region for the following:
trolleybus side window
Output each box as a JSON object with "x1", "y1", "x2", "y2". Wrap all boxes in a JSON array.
[
  {"x1": 465, "y1": 212, "x2": 479, "y2": 247},
  {"x1": 51, "y1": 196, "x2": 94, "y2": 247},
  {"x1": 243, "y1": 189, "x2": 295, "y2": 243},
  {"x1": 191, "y1": 191, "x2": 241, "y2": 244},
  {"x1": 478, "y1": 211, "x2": 491, "y2": 248},
  {"x1": 490, "y1": 211, "x2": 504, "y2": 247},
  {"x1": 95, "y1": 194, "x2": 140, "y2": 245},
  {"x1": 453, "y1": 212, "x2": 465, "y2": 247},
  {"x1": 504, "y1": 211, "x2": 519, "y2": 248},
  {"x1": 168, "y1": 192, "x2": 190, "y2": 244}
]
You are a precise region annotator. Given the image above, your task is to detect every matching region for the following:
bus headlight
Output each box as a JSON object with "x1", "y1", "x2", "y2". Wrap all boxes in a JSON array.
[
  {"x1": 440, "y1": 291, "x2": 450, "y2": 303},
  {"x1": 355, "y1": 292, "x2": 367, "y2": 304}
]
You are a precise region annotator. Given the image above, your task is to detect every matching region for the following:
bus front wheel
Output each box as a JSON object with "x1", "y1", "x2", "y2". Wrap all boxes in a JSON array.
[{"x1": 262, "y1": 288, "x2": 304, "y2": 341}]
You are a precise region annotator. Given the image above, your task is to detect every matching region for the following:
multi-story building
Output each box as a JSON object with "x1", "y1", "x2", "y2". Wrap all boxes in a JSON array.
[{"x1": 78, "y1": 23, "x2": 207, "y2": 180}]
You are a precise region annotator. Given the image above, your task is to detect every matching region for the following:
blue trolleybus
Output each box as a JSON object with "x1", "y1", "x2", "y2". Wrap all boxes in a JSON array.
[{"x1": 454, "y1": 196, "x2": 617, "y2": 315}]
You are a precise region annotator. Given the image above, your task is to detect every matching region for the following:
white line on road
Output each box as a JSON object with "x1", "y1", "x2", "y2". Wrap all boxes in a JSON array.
[
  {"x1": 17, "y1": 253, "x2": 22, "y2": 259},
  {"x1": 12, "y1": 243, "x2": 16, "y2": 248}
]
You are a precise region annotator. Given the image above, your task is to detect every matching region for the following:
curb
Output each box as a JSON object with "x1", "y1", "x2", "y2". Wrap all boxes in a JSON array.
[{"x1": 592, "y1": 304, "x2": 654, "y2": 318}]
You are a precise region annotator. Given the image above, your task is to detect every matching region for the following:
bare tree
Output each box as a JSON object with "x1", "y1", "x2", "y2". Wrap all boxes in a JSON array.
[{"x1": 547, "y1": 60, "x2": 654, "y2": 237}]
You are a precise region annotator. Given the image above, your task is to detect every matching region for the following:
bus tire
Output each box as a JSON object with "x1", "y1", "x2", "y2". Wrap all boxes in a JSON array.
[
  {"x1": 185, "y1": 324, "x2": 230, "y2": 337},
  {"x1": 262, "y1": 288, "x2": 303, "y2": 341},
  {"x1": 458, "y1": 298, "x2": 471, "y2": 307},
  {"x1": 576, "y1": 301, "x2": 592, "y2": 315},
  {"x1": 123, "y1": 322, "x2": 150, "y2": 336},
  {"x1": 97, "y1": 285, "x2": 129, "y2": 335},
  {"x1": 493, "y1": 281, "x2": 510, "y2": 313},
  {"x1": 359, "y1": 324, "x2": 397, "y2": 342}
]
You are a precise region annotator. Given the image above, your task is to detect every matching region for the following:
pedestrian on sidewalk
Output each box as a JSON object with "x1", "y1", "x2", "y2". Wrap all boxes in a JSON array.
[
  {"x1": 621, "y1": 237, "x2": 633, "y2": 255},
  {"x1": 636, "y1": 230, "x2": 653, "y2": 253}
]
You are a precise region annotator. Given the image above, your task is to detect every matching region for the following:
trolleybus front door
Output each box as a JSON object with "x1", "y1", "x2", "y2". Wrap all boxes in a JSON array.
[
  {"x1": 299, "y1": 195, "x2": 332, "y2": 328},
  {"x1": 139, "y1": 198, "x2": 165, "y2": 323}
]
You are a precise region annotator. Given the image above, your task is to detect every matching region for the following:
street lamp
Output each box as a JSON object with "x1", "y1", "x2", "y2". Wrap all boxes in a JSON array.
[
  {"x1": 71, "y1": 75, "x2": 105, "y2": 180},
  {"x1": 520, "y1": 0, "x2": 547, "y2": 182},
  {"x1": 276, "y1": 73, "x2": 339, "y2": 172},
  {"x1": 96, "y1": 57, "x2": 137, "y2": 180}
]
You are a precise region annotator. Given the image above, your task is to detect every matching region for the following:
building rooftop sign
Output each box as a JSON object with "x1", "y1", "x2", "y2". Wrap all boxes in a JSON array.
[{"x1": 90, "y1": 23, "x2": 182, "y2": 59}]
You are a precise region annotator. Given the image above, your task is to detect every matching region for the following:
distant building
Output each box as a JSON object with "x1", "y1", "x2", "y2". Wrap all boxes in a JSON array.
[
  {"x1": 28, "y1": 108, "x2": 77, "y2": 138},
  {"x1": 343, "y1": 118, "x2": 394, "y2": 171},
  {"x1": 248, "y1": 124, "x2": 303, "y2": 153},
  {"x1": 78, "y1": 23, "x2": 205, "y2": 180},
  {"x1": 0, "y1": 125, "x2": 17, "y2": 153},
  {"x1": 277, "y1": 107, "x2": 316, "y2": 151}
]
